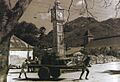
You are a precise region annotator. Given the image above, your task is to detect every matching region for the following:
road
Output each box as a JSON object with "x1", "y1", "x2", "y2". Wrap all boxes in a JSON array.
[{"x1": 7, "y1": 62, "x2": 120, "y2": 82}]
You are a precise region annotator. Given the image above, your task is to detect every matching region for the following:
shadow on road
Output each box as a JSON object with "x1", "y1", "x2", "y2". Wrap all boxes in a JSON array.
[
  {"x1": 13, "y1": 78, "x2": 65, "y2": 81},
  {"x1": 102, "y1": 70, "x2": 120, "y2": 75}
]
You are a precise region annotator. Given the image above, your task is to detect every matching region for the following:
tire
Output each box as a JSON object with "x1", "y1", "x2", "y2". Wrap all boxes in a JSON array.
[
  {"x1": 50, "y1": 67, "x2": 61, "y2": 79},
  {"x1": 38, "y1": 66, "x2": 50, "y2": 80}
]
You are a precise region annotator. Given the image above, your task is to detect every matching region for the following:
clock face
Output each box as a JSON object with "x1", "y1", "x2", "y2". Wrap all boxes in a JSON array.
[
  {"x1": 56, "y1": 10, "x2": 64, "y2": 21},
  {"x1": 57, "y1": 12, "x2": 63, "y2": 18}
]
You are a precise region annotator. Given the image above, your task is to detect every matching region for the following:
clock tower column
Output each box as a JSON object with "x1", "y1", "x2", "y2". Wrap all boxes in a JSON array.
[{"x1": 51, "y1": 0, "x2": 65, "y2": 57}]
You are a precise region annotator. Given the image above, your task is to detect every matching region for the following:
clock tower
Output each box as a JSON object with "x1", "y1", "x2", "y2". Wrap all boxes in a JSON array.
[{"x1": 51, "y1": 0, "x2": 65, "y2": 57}]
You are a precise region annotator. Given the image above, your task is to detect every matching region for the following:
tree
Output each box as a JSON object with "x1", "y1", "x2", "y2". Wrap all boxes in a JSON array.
[
  {"x1": 0, "y1": 0, "x2": 32, "y2": 82},
  {"x1": 14, "y1": 21, "x2": 40, "y2": 46}
]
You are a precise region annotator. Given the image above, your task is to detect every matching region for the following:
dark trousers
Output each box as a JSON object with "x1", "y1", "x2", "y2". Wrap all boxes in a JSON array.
[
  {"x1": 80, "y1": 66, "x2": 89, "y2": 79},
  {"x1": 19, "y1": 69, "x2": 27, "y2": 78}
]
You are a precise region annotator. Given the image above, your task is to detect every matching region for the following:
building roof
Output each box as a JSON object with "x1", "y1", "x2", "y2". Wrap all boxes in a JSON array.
[{"x1": 10, "y1": 35, "x2": 33, "y2": 51}]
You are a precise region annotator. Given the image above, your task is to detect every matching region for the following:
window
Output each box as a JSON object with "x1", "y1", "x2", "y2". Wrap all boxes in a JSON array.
[
  {"x1": 59, "y1": 25, "x2": 62, "y2": 32},
  {"x1": 57, "y1": 23, "x2": 63, "y2": 32}
]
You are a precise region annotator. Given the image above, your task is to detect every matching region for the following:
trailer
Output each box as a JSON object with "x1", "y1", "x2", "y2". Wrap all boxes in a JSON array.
[
  {"x1": 28, "y1": 62, "x2": 83, "y2": 80},
  {"x1": 30, "y1": 49, "x2": 85, "y2": 80}
]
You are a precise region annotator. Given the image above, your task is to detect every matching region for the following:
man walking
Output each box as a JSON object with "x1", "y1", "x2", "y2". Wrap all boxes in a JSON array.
[
  {"x1": 79, "y1": 55, "x2": 91, "y2": 80},
  {"x1": 18, "y1": 59, "x2": 28, "y2": 79}
]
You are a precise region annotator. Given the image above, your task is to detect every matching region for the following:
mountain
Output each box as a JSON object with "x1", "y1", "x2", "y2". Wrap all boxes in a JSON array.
[
  {"x1": 46, "y1": 17, "x2": 120, "y2": 47},
  {"x1": 101, "y1": 18, "x2": 120, "y2": 35}
]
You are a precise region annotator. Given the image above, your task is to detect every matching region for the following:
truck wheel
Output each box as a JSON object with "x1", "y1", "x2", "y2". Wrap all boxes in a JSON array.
[
  {"x1": 38, "y1": 66, "x2": 50, "y2": 80},
  {"x1": 50, "y1": 68, "x2": 61, "y2": 78}
]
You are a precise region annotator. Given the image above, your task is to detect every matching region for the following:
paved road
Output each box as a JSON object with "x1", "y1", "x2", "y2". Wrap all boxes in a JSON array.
[{"x1": 7, "y1": 62, "x2": 120, "y2": 82}]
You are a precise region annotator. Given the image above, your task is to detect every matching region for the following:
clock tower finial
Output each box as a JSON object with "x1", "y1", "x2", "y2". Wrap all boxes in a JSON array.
[{"x1": 54, "y1": 0, "x2": 60, "y2": 5}]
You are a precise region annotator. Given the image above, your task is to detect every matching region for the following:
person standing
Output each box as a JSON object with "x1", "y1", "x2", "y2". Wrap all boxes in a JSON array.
[
  {"x1": 79, "y1": 55, "x2": 91, "y2": 80},
  {"x1": 18, "y1": 59, "x2": 28, "y2": 79},
  {"x1": 27, "y1": 56, "x2": 32, "y2": 72},
  {"x1": 34, "y1": 56, "x2": 39, "y2": 64}
]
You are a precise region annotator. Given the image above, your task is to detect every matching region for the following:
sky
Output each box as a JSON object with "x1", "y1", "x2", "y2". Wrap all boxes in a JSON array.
[{"x1": 10, "y1": 0, "x2": 120, "y2": 33}]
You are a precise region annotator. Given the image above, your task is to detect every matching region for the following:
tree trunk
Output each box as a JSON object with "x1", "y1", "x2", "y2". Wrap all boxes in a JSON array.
[
  {"x1": 0, "y1": 36, "x2": 11, "y2": 82},
  {"x1": 0, "y1": 0, "x2": 32, "y2": 82}
]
